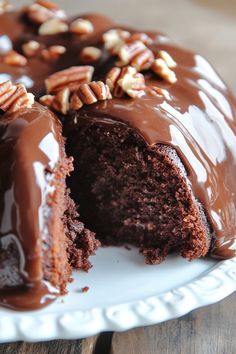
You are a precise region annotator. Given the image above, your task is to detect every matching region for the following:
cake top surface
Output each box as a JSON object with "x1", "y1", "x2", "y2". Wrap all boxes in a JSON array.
[
  {"x1": 0, "y1": 1, "x2": 236, "y2": 263},
  {"x1": 73, "y1": 33, "x2": 236, "y2": 259}
]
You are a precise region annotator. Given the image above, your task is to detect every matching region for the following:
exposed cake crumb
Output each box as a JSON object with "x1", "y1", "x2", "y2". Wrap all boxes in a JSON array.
[{"x1": 81, "y1": 286, "x2": 89, "y2": 293}]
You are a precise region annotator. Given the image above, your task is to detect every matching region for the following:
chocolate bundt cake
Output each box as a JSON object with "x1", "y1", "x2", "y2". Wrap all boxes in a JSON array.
[{"x1": 0, "y1": 1, "x2": 235, "y2": 310}]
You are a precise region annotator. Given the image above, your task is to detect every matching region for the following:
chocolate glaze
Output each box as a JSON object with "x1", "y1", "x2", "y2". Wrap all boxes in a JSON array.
[
  {"x1": 0, "y1": 103, "x2": 62, "y2": 310},
  {"x1": 70, "y1": 31, "x2": 236, "y2": 260},
  {"x1": 0, "y1": 11, "x2": 113, "y2": 96}
]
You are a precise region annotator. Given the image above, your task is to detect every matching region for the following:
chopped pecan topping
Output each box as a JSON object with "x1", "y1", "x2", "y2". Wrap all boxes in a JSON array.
[
  {"x1": 79, "y1": 46, "x2": 102, "y2": 63},
  {"x1": 103, "y1": 29, "x2": 154, "y2": 59},
  {"x1": 41, "y1": 45, "x2": 66, "y2": 61},
  {"x1": 40, "y1": 88, "x2": 70, "y2": 114},
  {"x1": 117, "y1": 40, "x2": 154, "y2": 71},
  {"x1": 45, "y1": 65, "x2": 94, "y2": 93},
  {"x1": 69, "y1": 18, "x2": 94, "y2": 35},
  {"x1": 38, "y1": 18, "x2": 69, "y2": 35},
  {"x1": 41, "y1": 80, "x2": 111, "y2": 113},
  {"x1": 148, "y1": 85, "x2": 171, "y2": 100},
  {"x1": 0, "y1": 81, "x2": 34, "y2": 113},
  {"x1": 22, "y1": 40, "x2": 41, "y2": 57},
  {"x1": 3, "y1": 50, "x2": 27, "y2": 66},
  {"x1": 39, "y1": 94, "x2": 54, "y2": 107},
  {"x1": 131, "y1": 47, "x2": 155, "y2": 71},
  {"x1": 70, "y1": 81, "x2": 111, "y2": 109},
  {"x1": 25, "y1": 0, "x2": 66, "y2": 25},
  {"x1": 106, "y1": 67, "x2": 122, "y2": 96},
  {"x1": 151, "y1": 58, "x2": 177, "y2": 84},
  {"x1": 70, "y1": 92, "x2": 83, "y2": 110},
  {"x1": 106, "y1": 66, "x2": 146, "y2": 98},
  {"x1": 103, "y1": 29, "x2": 131, "y2": 55},
  {"x1": 158, "y1": 50, "x2": 176, "y2": 68},
  {"x1": 126, "y1": 32, "x2": 153, "y2": 46},
  {"x1": 52, "y1": 87, "x2": 70, "y2": 114}
]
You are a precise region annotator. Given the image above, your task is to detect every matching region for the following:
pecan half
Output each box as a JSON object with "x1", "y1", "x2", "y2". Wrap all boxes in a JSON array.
[
  {"x1": 3, "y1": 50, "x2": 27, "y2": 66},
  {"x1": 39, "y1": 94, "x2": 54, "y2": 107},
  {"x1": 41, "y1": 45, "x2": 66, "y2": 61},
  {"x1": 0, "y1": 81, "x2": 34, "y2": 113},
  {"x1": 103, "y1": 28, "x2": 131, "y2": 55},
  {"x1": 70, "y1": 81, "x2": 112, "y2": 110},
  {"x1": 158, "y1": 50, "x2": 176, "y2": 68},
  {"x1": 70, "y1": 92, "x2": 83, "y2": 110},
  {"x1": 79, "y1": 46, "x2": 102, "y2": 63},
  {"x1": 0, "y1": 0, "x2": 12, "y2": 14},
  {"x1": 106, "y1": 66, "x2": 146, "y2": 98},
  {"x1": 126, "y1": 32, "x2": 153, "y2": 46},
  {"x1": 40, "y1": 88, "x2": 70, "y2": 114},
  {"x1": 117, "y1": 40, "x2": 154, "y2": 71},
  {"x1": 45, "y1": 66, "x2": 94, "y2": 93},
  {"x1": 52, "y1": 87, "x2": 70, "y2": 114},
  {"x1": 147, "y1": 85, "x2": 171, "y2": 100},
  {"x1": 22, "y1": 40, "x2": 41, "y2": 57},
  {"x1": 69, "y1": 18, "x2": 94, "y2": 35},
  {"x1": 25, "y1": 0, "x2": 66, "y2": 25},
  {"x1": 151, "y1": 58, "x2": 177, "y2": 84},
  {"x1": 38, "y1": 18, "x2": 69, "y2": 35}
]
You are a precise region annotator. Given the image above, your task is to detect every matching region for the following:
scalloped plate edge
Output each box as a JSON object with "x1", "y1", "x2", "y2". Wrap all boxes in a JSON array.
[{"x1": 0, "y1": 257, "x2": 235, "y2": 343}]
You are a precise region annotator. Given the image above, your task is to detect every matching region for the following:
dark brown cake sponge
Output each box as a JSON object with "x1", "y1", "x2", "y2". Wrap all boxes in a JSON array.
[{"x1": 65, "y1": 121, "x2": 211, "y2": 264}]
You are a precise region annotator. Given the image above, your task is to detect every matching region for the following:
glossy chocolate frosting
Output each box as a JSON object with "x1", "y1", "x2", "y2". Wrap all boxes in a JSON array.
[
  {"x1": 0, "y1": 103, "x2": 62, "y2": 310},
  {"x1": 70, "y1": 31, "x2": 236, "y2": 260},
  {"x1": 0, "y1": 11, "x2": 113, "y2": 96}
]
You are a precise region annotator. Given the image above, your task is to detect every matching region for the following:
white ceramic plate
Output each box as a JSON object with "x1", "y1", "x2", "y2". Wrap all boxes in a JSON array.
[{"x1": 0, "y1": 247, "x2": 235, "y2": 343}]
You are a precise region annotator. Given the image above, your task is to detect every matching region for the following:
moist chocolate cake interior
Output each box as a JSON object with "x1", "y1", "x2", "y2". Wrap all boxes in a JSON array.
[{"x1": 66, "y1": 120, "x2": 211, "y2": 264}]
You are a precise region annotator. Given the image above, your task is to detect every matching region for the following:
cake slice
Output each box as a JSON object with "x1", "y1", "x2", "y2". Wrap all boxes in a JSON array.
[{"x1": 0, "y1": 81, "x2": 99, "y2": 310}]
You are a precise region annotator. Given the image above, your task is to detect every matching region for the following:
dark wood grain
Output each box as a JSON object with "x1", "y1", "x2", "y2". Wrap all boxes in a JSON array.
[
  {"x1": 0, "y1": 340, "x2": 83, "y2": 354},
  {"x1": 0, "y1": 337, "x2": 97, "y2": 354},
  {"x1": 111, "y1": 292, "x2": 236, "y2": 354}
]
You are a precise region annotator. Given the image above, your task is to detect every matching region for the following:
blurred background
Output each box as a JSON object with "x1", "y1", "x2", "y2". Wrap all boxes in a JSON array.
[{"x1": 14, "y1": 0, "x2": 236, "y2": 92}]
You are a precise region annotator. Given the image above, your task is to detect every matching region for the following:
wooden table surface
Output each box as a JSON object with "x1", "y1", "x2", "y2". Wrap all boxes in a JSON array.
[{"x1": 1, "y1": 0, "x2": 236, "y2": 353}]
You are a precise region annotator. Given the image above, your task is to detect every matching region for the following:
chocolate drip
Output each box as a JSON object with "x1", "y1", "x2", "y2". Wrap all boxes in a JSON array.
[{"x1": 0, "y1": 103, "x2": 62, "y2": 310}]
